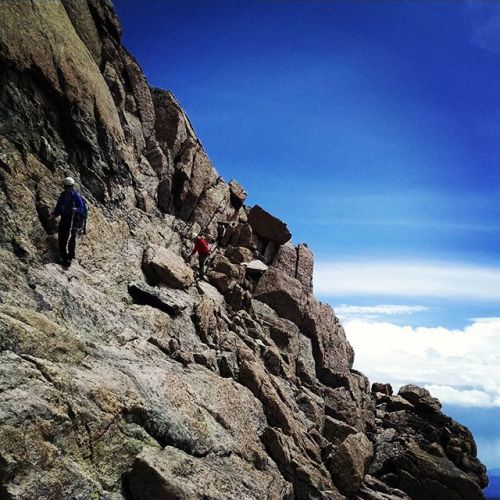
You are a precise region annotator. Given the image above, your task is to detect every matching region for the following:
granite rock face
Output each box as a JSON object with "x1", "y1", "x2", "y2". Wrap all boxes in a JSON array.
[{"x1": 0, "y1": 2, "x2": 487, "y2": 499}]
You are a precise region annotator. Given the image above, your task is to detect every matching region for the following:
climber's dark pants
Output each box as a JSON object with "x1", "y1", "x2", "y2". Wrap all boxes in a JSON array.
[
  {"x1": 199, "y1": 253, "x2": 209, "y2": 277},
  {"x1": 58, "y1": 216, "x2": 78, "y2": 261}
]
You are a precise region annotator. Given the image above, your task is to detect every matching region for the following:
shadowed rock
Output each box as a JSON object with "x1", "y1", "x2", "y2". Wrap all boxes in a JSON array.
[
  {"x1": 248, "y1": 205, "x2": 291, "y2": 245},
  {"x1": 398, "y1": 384, "x2": 442, "y2": 413},
  {"x1": 328, "y1": 432, "x2": 374, "y2": 496},
  {"x1": 372, "y1": 382, "x2": 393, "y2": 396},
  {"x1": 128, "y1": 282, "x2": 188, "y2": 316},
  {"x1": 229, "y1": 180, "x2": 247, "y2": 209}
]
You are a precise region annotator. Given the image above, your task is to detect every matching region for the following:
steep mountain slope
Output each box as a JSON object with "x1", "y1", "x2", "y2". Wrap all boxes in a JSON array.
[{"x1": 0, "y1": 1, "x2": 488, "y2": 499}]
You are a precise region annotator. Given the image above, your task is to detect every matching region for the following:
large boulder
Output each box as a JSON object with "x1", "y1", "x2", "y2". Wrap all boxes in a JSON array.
[
  {"x1": 328, "y1": 432, "x2": 374, "y2": 496},
  {"x1": 142, "y1": 244, "x2": 194, "y2": 289},
  {"x1": 245, "y1": 259, "x2": 269, "y2": 277},
  {"x1": 398, "y1": 384, "x2": 442, "y2": 414},
  {"x1": 149, "y1": 88, "x2": 221, "y2": 220},
  {"x1": 206, "y1": 271, "x2": 231, "y2": 294},
  {"x1": 248, "y1": 205, "x2": 291, "y2": 245},
  {"x1": 212, "y1": 254, "x2": 242, "y2": 281},
  {"x1": 225, "y1": 245, "x2": 254, "y2": 264},
  {"x1": 372, "y1": 382, "x2": 393, "y2": 396},
  {"x1": 369, "y1": 386, "x2": 488, "y2": 495}
]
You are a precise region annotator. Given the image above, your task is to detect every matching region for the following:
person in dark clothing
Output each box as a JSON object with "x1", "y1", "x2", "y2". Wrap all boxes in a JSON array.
[
  {"x1": 190, "y1": 235, "x2": 210, "y2": 277},
  {"x1": 50, "y1": 177, "x2": 85, "y2": 267},
  {"x1": 217, "y1": 221, "x2": 229, "y2": 246}
]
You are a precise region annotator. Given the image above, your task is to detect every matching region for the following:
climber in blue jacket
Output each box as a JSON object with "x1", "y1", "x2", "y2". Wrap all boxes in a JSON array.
[{"x1": 50, "y1": 177, "x2": 85, "y2": 267}]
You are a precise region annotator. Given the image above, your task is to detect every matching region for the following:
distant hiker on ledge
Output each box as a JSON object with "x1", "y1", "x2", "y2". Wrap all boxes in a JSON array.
[
  {"x1": 50, "y1": 177, "x2": 85, "y2": 267},
  {"x1": 190, "y1": 235, "x2": 210, "y2": 278}
]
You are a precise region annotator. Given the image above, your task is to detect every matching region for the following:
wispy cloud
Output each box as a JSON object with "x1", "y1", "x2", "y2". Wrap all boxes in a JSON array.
[
  {"x1": 289, "y1": 189, "x2": 500, "y2": 234},
  {"x1": 425, "y1": 385, "x2": 499, "y2": 408},
  {"x1": 315, "y1": 260, "x2": 500, "y2": 302},
  {"x1": 335, "y1": 304, "x2": 429, "y2": 321},
  {"x1": 473, "y1": 15, "x2": 500, "y2": 54},
  {"x1": 345, "y1": 317, "x2": 500, "y2": 407},
  {"x1": 467, "y1": 2, "x2": 500, "y2": 54}
]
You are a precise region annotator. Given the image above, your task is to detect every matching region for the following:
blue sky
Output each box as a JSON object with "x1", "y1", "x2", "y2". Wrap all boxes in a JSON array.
[{"x1": 114, "y1": 0, "x2": 500, "y2": 473}]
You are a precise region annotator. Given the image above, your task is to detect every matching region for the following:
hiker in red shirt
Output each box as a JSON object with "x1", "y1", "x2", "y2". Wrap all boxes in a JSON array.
[{"x1": 190, "y1": 235, "x2": 210, "y2": 277}]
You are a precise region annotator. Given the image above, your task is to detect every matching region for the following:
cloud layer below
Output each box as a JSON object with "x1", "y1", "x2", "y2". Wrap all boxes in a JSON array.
[
  {"x1": 315, "y1": 260, "x2": 500, "y2": 301},
  {"x1": 344, "y1": 316, "x2": 500, "y2": 407}
]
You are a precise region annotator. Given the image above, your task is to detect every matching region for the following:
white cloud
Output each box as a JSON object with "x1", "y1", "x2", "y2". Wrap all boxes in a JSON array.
[
  {"x1": 314, "y1": 260, "x2": 500, "y2": 302},
  {"x1": 344, "y1": 317, "x2": 500, "y2": 407},
  {"x1": 335, "y1": 304, "x2": 429, "y2": 321},
  {"x1": 424, "y1": 385, "x2": 497, "y2": 408}
]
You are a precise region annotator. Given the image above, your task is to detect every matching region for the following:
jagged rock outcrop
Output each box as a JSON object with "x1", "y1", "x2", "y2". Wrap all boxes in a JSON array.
[
  {"x1": 368, "y1": 384, "x2": 487, "y2": 499},
  {"x1": 0, "y1": 1, "x2": 487, "y2": 499},
  {"x1": 248, "y1": 205, "x2": 292, "y2": 245}
]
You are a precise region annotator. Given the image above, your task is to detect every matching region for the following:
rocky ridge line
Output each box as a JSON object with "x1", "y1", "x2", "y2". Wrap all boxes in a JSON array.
[{"x1": 0, "y1": 1, "x2": 487, "y2": 499}]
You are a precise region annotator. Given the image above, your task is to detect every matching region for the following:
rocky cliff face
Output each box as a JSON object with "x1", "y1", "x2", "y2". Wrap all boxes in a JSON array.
[{"x1": 0, "y1": 2, "x2": 488, "y2": 499}]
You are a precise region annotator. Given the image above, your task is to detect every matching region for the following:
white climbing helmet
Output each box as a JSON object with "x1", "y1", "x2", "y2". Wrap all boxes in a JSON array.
[{"x1": 63, "y1": 177, "x2": 75, "y2": 186}]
